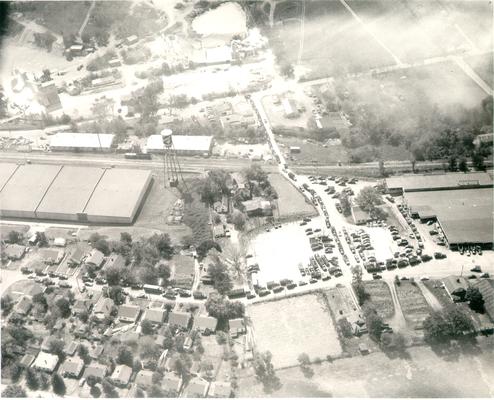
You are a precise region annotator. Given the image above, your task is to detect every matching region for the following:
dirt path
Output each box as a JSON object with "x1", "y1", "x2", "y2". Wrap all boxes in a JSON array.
[
  {"x1": 417, "y1": 281, "x2": 443, "y2": 312},
  {"x1": 78, "y1": 0, "x2": 96, "y2": 38},
  {"x1": 385, "y1": 280, "x2": 408, "y2": 331}
]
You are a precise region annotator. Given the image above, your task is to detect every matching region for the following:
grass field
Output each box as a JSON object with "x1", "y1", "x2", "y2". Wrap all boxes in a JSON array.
[
  {"x1": 464, "y1": 52, "x2": 494, "y2": 87},
  {"x1": 237, "y1": 336, "x2": 494, "y2": 397},
  {"x1": 15, "y1": 1, "x2": 91, "y2": 36},
  {"x1": 395, "y1": 281, "x2": 431, "y2": 329},
  {"x1": 249, "y1": 293, "x2": 343, "y2": 368},
  {"x1": 277, "y1": 135, "x2": 350, "y2": 165},
  {"x1": 268, "y1": 173, "x2": 316, "y2": 218},
  {"x1": 363, "y1": 280, "x2": 394, "y2": 319},
  {"x1": 270, "y1": 0, "x2": 395, "y2": 78}
]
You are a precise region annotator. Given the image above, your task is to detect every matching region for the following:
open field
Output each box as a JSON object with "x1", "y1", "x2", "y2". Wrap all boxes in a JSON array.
[
  {"x1": 270, "y1": 0, "x2": 395, "y2": 79},
  {"x1": 363, "y1": 280, "x2": 394, "y2": 319},
  {"x1": 13, "y1": 1, "x2": 91, "y2": 37},
  {"x1": 464, "y1": 52, "x2": 494, "y2": 87},
  {"x1": 277, "y1": 135, "x2": 349, "y2": 165},
  {"x1": 395, "y1": 281, "x2": 431, "y2": 329},
  {"x1": 268, "y1": 173, "x2": 315, "y2": 218},
  {"x1": 237, "y1": 336, "x2": 494, "y2": 397},
  {"x1": 249, "y1": 293, "x2": 343, "y2": 368}
]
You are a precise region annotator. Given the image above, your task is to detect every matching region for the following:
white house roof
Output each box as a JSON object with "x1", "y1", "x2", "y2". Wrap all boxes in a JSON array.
[
  {"x1": 50, "y1": 133, "x2": 115, "y2": 149},
  {"x1": 33, "y1": 352, "x2": 59, "y2": 371},
  {"x1": 146, "y1": 135, "x2": 213, "y2": 152}
]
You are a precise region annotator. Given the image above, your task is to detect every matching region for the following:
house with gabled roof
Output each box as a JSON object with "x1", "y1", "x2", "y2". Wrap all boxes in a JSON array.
[
  {"x1": 13, "y1": 296, "x2": 32, "y2": 316},
  {"x1": 102, "y1": 253, "x2": 126, "y2": 271},
  {"x1": 184, "y1": 377, "x2": 209, "y2": 397},
  {"x1": 60, "y1": 357, "x2": 84, "y2": 378},
  {"x1": 135, "y1": 370, "x2": 153, "y2": 387},
  {"x1": 32, "y1": 352, "x2": 59, "y2": 373},
  {"x1": 85, "y1": 249, "x2": 105, "y2": 268},
  {"x1": 193, "y1": 315, "x2": 218, "y2": 335},
  {"x1": 111, "y1": 365, "x2": 133, "y2": 387},
  {"x1": 168, "y1": 311, "x2": 191, "y2": 329},
  {"x1": 83, "y1": 362, "x2": 108, "y2": 380},
  {"x1": 162, "y1": 374, "x2": 182, "y2": 394},
  {"x1": 142, "y1": 308, "x2": 166, "y2": 325},
  {"x1": 208, "y1": 381, "x2": 232, "y2": 398},
  {"x1": 118, "y1": 304, "x2": 141, "y2": 323},
  {"x1": 93, "y1": 297, "x2": 114, "y2": 321},
  {"x1": 443, "y1": 276, "x2": 469, "y2": 302},
  {"x1": 73, "y1": 299, "x2": 91, "y2": 316},
  {"x1": 229, "y1": 318, "x2": 246, "y2": 338},
  {"x1": 63, "y1": 341, "x2": 79, "y2": 356}
]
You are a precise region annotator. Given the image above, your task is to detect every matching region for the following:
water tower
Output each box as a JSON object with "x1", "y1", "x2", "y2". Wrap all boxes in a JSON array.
[{"x1": 161, "y1": 129, "x2": 186, "y2": 189}]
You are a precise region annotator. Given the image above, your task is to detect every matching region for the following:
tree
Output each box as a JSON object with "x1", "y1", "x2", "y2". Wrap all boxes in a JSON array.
[
  {"x1": 156, "y1": 263, "x2": 171, "y2": 283},
  {"x1": 458, "y1": 157, "x2": 468, "y2": 172},
  {"x1": 208, "y1": 259, "x2": 233, "y2": 295},
  {"x1": 196, "y1": 240, "x2": 221, "y2": 259},
  {"x1": 120, "y1": 232, "x2": 132, "y2": 245},
  {"x1": 355, "y1": 186, "x2": 383, "y2": 213},
  {"x1": 297, "y1": 353, "x2": 314, "y2": 378},
  {"x1": 378, "y1": 159, "x2": 386, "y2": 177},
  {"x1": 116, "y1": 346, "x2": 134, "y2": 367},
  {"x1": 232, "y1": 210, "x2": 247, "y2": 231},
  {"x1": 472, "y1": 151, "x2": 485, "y2": 171},
  {"x1": 337, "y1": 317, "x2": 353, "y2": 338},
  {"x1": 34, "y1": 231, "x2": 48, "y2": 247},
  {"x1": 48, "y1": 338, "x2": 65, "y2": 359},
  {"x1": 102, "y1": 379, "x2": 118, "y2": 397},
  {"x1": 380, "y1": 332, "x2": 406, "y2": 355},
  {"x1": 2, "y1": 385, "x2": 26, "y2": 398},
  {"x1": 141, "y1": 320, "x2": 154, "y2": 335},
  {"x1": 253, "y1": 351, "x2": 281, "y2": 393},
  {"x1": 173, "y1": 353, "x2": 192, "y2": 380},
  {"x1": 465, "y1": 287, "x2": 484, "y2": 313},
  {"x1": 148, "y1": 233, "x2": 174, "y2": 259},
  {"x1": 423, "y1": 307, "x2": 474, "y2": 345},
  {"x1": 78, "y1": 344, "x2": 92, "y2": 365},
  {"x1": 90, "y1": 385, "x2": 102, "y2": 398},
  {"x1": 0, "y1": 85, "x2": 8, "y2": 118},
  {"x1": 339, "y1": 193, "x2": 351, "y2": 216},
  {"x1": 448, "y1": 155, "x2": 458, "y2": 171},
  {"x1": 363, "y1": 306, "x2": 384, "y2": 342},
  {"x1": 52, "y1": 373, "x2": 66, "y2": 396},
  {"x1": 351, "y1": 265, "x2": 369, "y2": 305},
  {"x1": 26, "y1": 368, "x2": 40, "y2": 390},
  {"x1": 7, "y1": 230, "x2": 23, "y2": 244},
  {"x1": 55, "y1": 298, "x2": 71, "y2": 318},
  {"x1": 94, "y1": 238, "x2": 110, "y2": 255},
  {"x1": 1, "y1": 294, "x2": 14, "y2": 316},
  {"x1": 205, "y1": 294, "x2": 245, "y2": 323}
]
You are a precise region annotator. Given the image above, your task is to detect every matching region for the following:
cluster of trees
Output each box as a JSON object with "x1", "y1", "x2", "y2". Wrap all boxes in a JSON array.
[
  {"x1": 121, "y1": 46, "x2": 152, "y2": 65},
  {"x1": 331, "y1": 69, "x2": 493, "y2": 164},
  {"x1": 205, "y1": 293, "x2": 245, "y2": 326},
  {"x1": 253, "y1": 351, "x2": 282, "y2": 393},
  {"x1": 197, "y1": 169, "x2": 231, "y2": 206},
  {"x1": 351, "y1": 265, "x2": 369, "y2": 306},
  {"x1": 243, "y1": 165, "x2": 278, "y2": 201},
  {"x1": 355, "y1": 186, "x2": 387, "y2": 220},
  {"x1": 130, "y1": 79, "x2": 164, "y2": 124},
  {"x1": 87, "y1": 232, "x2": 173, "y2": 288},
  {"x1": 297, "y1": 353, "x2": 314, "y2": 378},
  {"x1": 423, "y1": 306, "x2": 475, "y2": 346},
  {"x1": 86, "y1": 50, "x2": 117, "y2": 71},
  {"x1": 33, "y1": 31, "x2": 56, "y2": 51},
  {"x1": 207, "y1": 256, "x2": 233, "y2": 295},
  {"x1": 0, "y1": 85, "x2": 8, "y2": 118},
  {"x1": 135, "y1": 62, "x2": 186, "y2": 80},
  {"x1": 362, "y1": 306, "x2": 407, "y2": 355}
]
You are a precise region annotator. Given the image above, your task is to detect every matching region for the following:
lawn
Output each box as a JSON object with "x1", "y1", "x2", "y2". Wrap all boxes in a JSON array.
[
  {"x1": 363, "y1": 280, "x2": 394, "y2": 319},
  {"x1": 276, "y1": 135, "x2": 350, "y2": 165},
  {"x1": 464, "y1": 52, "x2": 494, "y2": 87},
  {"x1": 268, "y1": 173, "x2": 316, "y2": 219},
  {"x1": 395, "y1": 281, "x2": 431, "y2": 329},
  {"x1": 248, "y1": 293, "x2": 343, "y2": 368},
  {"x1": 15, "y1": 1, "x2": 91, "y2": 36}
]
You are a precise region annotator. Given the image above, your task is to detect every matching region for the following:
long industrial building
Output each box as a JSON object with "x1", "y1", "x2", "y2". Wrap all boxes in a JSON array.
[
  {"x1": 146, "y1": 134, "x2": 214, "y2": 156},
  {"x1": 0, "y1": 163, "x2": 152, "y2": 224}
]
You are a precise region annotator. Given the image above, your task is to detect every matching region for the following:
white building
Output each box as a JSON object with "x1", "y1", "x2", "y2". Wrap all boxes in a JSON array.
[
  {"x1": 49, "y1": 133, "x2": 115, "y2": 152},
  {"x1": 32, "y1": 352, "x2": 59, "y2": 373},
  {"x1": 146, "y1": 134, "x2": 214, "y2": 156}
]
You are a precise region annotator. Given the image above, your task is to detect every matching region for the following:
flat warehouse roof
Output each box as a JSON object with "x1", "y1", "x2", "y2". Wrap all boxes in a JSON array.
[
  {"x1": 0, "y1": 163, "x2": 19, "y2": 190},
  {"x1": 0, "y1": 164, "x2": 62, "y2": 213},
  {"x1": 83, "y1": 169, "x2": 152, "y2": 218},
  {"x1": 386, "y1": 172, "x2": 493, "y2": 191},
  {"x1": 405, "y1": 188, "x2": 493, "y2": 244},
  {"x1": 36, "y1": 166, "x2": 105, "y2": 215}
]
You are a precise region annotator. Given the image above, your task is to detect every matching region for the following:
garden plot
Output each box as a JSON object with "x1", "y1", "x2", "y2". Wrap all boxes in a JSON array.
[
  {"x1": 248, "y1": 293, "x2": 342, "y2": 368},
  {"x1": 395, "y1": 281, "x2": 431, "y2": 329},
  {"x1": 363, "y1": 280, "x2": 395, "y2": 319}
]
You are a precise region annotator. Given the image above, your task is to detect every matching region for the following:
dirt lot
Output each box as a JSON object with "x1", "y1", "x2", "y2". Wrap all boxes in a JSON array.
[
  {"x1": 237, "y1": 335, "x2": 494, "y2": 397},
  {"x1": 248, "y1": 293, "x2": 343, "y2": 368},
  {"x1": 277, "y1": 136, "x2": 350, "y2": 165},
  {"x1": 363, "y1": 280, "x2": 395, "y2": 319},
  {"x1": 268, "y1": 173, "x2": 316, "y2": 219},
  {"x1": 395, "y1": 281, "x2": 431, "y2": 329}
]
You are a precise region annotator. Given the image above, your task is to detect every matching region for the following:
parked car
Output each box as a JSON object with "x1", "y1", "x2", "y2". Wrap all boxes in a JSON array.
[
  {"x1": 471, "y1": 266, "x2": 482, "y2": 273},
  {"x1": 434, "y1": 252, "x2": 447, "y2": 259}
]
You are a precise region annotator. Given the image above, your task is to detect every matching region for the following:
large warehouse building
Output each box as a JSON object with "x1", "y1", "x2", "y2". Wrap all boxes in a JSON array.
[
  {"x1": 49, "y1": 132, "x2": 115, "y2": 152},
  {"x1": 385, "y1": 171, "x2": 493, "y2": 195},
  {"x1": 0, "y1": 163, "x2": 152, "y2": 224},
  {"x1": 146, "y1": 134, "x2": 214, "y2": 156},
  {"x1": 404, "y1": 188, "x2": 493, "y2": 249},
  {"x1": 387, "y1": 172, "x2": 494, "y2": 250}
]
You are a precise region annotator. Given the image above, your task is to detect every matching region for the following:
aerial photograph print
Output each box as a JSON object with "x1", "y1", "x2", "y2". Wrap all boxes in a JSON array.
[{"x1": 0, "y1": 0, "x2": 493, "y2": 398}]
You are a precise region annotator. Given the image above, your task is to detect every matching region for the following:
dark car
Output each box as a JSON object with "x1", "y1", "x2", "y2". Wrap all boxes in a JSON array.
[
  {"x1": 246, "y1": 292, "x2": 256, "y2": 299},
  {"x1": 471, "y1": 266, "x2": 482, "y2": 273},
  {"x1": 434, "y1": 252, "x2": 447, "y2": 259},
  {"x1": 287, "y1": 283, "x2": 297, "y2": 289},
  {"x1": 258, "y1": 290, "x2": 271, "y2": 297},
  {"x1": 272, "y1": 286, "x2": 284, "y2": 293}
]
